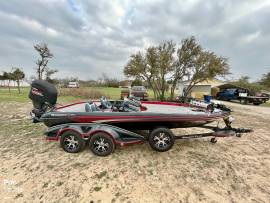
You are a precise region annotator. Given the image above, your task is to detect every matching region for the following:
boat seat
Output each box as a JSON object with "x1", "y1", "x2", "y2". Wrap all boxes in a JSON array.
[
  {"x1": 85, "y1": 102, "x2": 100, "y2": 112},
  {"x1": 100, "y1": 96, "x2": 112, "y2": 109}
]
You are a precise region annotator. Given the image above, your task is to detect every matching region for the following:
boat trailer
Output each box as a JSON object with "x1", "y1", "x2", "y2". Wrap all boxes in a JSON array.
[{"x1": 44, "y1": 117, "x2": 252, "y2": 156}]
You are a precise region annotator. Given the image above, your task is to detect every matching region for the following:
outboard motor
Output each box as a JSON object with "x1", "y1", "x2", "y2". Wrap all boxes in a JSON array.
[{"x1": 29, "y1": 80, "x2": 58, "y2": 122}]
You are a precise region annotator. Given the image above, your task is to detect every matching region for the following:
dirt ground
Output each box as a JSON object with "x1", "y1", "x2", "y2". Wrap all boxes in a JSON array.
[{"x1": 0, "y1": 101, "x2": 269, "y2": 203}]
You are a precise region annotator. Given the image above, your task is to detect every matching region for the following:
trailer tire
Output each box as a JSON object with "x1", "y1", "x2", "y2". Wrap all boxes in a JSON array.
[
  {"x1": 89, "y1": 133, "x2": 115, "y2": 156},
  {"x1": 149, "y1": 127, "x2": 174, "y2": 152},
  {"x1": 60, "y1": 131, "x2": 85, "y2": 153},
  {"x1": 240, "y1": 98, "x2": 247, "y2": 105},
  {"x1": 240, "y1": 99, "x2": 244, "y2": 104}
]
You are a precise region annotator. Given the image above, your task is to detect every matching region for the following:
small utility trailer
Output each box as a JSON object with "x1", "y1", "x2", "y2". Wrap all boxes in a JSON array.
[{"x1": 238, "y1": 95, "x2": 269, "y2": 105}]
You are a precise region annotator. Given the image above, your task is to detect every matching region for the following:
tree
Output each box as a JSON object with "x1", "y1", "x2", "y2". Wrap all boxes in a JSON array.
[
  {"x1": 124, "y1": 50, "x2": 156, "y2": 98},
  {"x1": 100, "y1": 73, "x2": 120, "y2": 87},
  {"x1": 2, "y1": 71, "x2": 13, "y2": 92},
  {"x1": 0, "y1": 74, "x2": 4, "y2": 86},
  {"x1": 156, "y1": 41, "x2": 175, "y2": 100},
  {"x1": 131, "y1": 78, "x2": 143, "y2": 86},
  {"x1": 11, "y1": 68, "x2": 25, "y2": 94},
  {"x1": 170, "y1": 37, "x2": 229, "y2": 100},
  {"x1": 231, "y1": 76, "x2": 252, "y2": 91},
  {"x1": 182, "y1": 50, "x2": 229, "y2": 100},
  {"x1": 124, "y1": 41, "x2": 175, "y2": 100},
  {"x1": 260, "y1": 72, "x2": 270, "y2": 89},
  {"x1": 124, "y1": 37, "x2": 230, "y2": 101},
  {"x1": 34, "y1": 43, "x2": 53, "y2": 80},
  {"x1": 232, "y1": 76, "x2": 263, "y2": 95},
  {"x1": 170, "y1": 37, "x2": 201, "y2": 99},
  {"x1": 45, "y1": 69, "x2": 58, "y2": 83}
]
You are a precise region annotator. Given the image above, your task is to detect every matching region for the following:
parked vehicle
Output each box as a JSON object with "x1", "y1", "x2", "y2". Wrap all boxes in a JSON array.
[
  {"x1": 29, "y1": 80, "x2": 252, "y2": 156},
  {"x1": 130, "y1": 86, "x2": 148, "y2": 100},
  {"x1": 67, "y1": 81, "x2": 79, "y2": 88},
  {"x1": 216, "y1": 88, "x2": 269, "y2": 105}
]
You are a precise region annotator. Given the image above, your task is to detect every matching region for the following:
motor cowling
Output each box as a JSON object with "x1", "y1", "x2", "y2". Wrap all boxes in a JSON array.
[{"x1": 29, "y1": 80, "x2": 58, "y2": 120}]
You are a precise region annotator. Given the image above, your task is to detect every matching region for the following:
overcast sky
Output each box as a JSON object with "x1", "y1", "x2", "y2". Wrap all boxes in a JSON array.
[{"x1": 0, "y1": 0, "x2": 269, "y2": 81}]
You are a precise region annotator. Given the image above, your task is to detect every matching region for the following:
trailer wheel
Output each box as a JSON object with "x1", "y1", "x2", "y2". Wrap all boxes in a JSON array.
[
  {"x1": 240, "y1": 98, "x2": 248, "y2": 105},
  {"x1": 89, "y1": 133, "x2": 115, "y2": 156},
  {"x1": 149, "y1": 128, "x2": 175, "y2": 152},
  {"x1": 240, "y1": 99, "x2": 245, "y2": 104},
  {"x1": 60, "y1": 131, "x2": 85, "y2": 153}
]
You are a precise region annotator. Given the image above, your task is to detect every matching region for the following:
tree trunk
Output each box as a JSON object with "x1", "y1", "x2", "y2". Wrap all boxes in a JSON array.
[
  {"x1": 183, "y1": 83, "x2": 196, "y2": 103},
  {"x1": 17, "y1": 80, "x2": 21, "y2": 94},
  {"x1": 183, "y1": 86, "x2": 192, "y2": 102},
  {"x1": 161, "y1": 80, "x2": 165, "y2": 101},
  {"x1": 38, "y1": 66, "x2": 42, "y2": 80},
  {"x1": 170, "y1": 81, "x2": 177, "y2": 100},
  {"x1": 152, "y1": 79, "x2": 161, "y2": 100},
  {"x1": 8, "y1": 79, "x2": 10, "y2": 93},
  {"x1": 146, "y1": 78, "x2": 156, "y2": 100}
]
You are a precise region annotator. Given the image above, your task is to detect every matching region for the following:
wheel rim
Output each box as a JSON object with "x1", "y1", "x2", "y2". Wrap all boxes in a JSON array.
[
  {"x1": 93, "y1": 137, "x2": 110, "y2": 153},
  {"x1": 153, "y1": 132, "x2": 170, "y2": 149},
  {"x1": 64, "y1": 135, "x2": 79, "y2": 151}
]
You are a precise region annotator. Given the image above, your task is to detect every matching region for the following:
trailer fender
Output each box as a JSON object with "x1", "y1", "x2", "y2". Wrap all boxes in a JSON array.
[
  {"x1": 87, "y1": 129, "x2": 119, "y2": 145},
  {"x1": 45, "y1": 124, "x2": 86, "y2": 141},
  {"x1": 86, "y1": 125, "x2": 145, "y2": 147}
]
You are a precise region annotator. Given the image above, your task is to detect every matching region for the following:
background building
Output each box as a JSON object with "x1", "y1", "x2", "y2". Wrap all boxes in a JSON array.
[{"x1": 177, "y1": 79, "x2": 225, "y2": 99}]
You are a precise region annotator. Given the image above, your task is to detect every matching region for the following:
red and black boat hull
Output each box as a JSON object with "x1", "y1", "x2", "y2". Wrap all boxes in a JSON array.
[{"x1": 41, "y1": 111, "x2": 228, "y2": 130}]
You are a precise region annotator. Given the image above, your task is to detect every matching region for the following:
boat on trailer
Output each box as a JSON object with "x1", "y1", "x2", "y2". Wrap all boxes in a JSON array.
[{"x1": 29, "y1": 80, "x2": 252, "y2": 156}]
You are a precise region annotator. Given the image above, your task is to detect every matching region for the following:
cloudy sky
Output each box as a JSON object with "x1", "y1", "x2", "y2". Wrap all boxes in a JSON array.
[{"x1": 0, "y1": 0, "x2": 269, "y2": 81}]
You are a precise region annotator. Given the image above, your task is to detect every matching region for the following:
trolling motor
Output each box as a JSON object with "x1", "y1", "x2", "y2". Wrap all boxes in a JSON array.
[{"x1": 29, "y1": 80, "x2": 58, "y2": 122}]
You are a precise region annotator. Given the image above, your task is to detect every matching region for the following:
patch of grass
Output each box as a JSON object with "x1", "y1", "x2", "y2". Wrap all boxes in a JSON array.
[
  {"x1": 59, "y1": 88, "x2": 102, "y2": 99},
  {"x1": 94, "y1": 186, "x2": 102, "y2": 191},
  {"x1": 15, "y1": 193, "x2": 24, "y2": 199},
  {"x1": 0, "y1": 87, "x2": 30, "y2": 102},
  {"x1": 148, "y1": 169, "x2": 154, "y2": 175},
  {"x1": 111, "y1": 198, "x2": 116, "y2": 203},
  {"x1": 96, "y1": 170, "x2": 107, "y2": 179},
  {"x1": 261, "y1": 101, "x2": 270, "y2": 107},
  {"x1": 133, "y1": 159, "x2": 139, "y2": 164},
  {"x1": 42, "y1": 182, "x2": 49, "y2": 188},
  {"x1": 56, "y1": 181, "x2": 64, "y2": 186},
  {"x1": 147, "y1": 161, "x2": 153, "y2": 167},
  {"x1": 0, "y1": 86, "x2": 174, "y2": 103},
  {"x1": 71, "y1": 162, "x2": 87, "y2": 168},
  {"x1": 90, "y1": 87, "x2": 121, "y2": 99},
  {"x1": 47, "y1": 164, "x2": 54, "y2": 169},
  {"x1": 0, "y1": 87, "x2": 83, "y2": 103}
]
